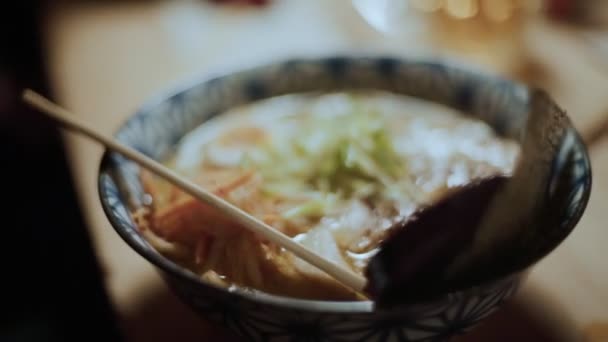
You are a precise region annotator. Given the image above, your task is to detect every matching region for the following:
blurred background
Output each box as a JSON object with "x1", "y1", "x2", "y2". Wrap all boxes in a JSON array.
[{"x1": 1, "y1": 0, "x2": 608, "y2": 341}]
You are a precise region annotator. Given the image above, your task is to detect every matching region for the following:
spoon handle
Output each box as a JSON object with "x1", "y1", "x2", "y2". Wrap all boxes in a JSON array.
[{"x1": 447, "y1": 89, "x2": 571, "y2": 277}]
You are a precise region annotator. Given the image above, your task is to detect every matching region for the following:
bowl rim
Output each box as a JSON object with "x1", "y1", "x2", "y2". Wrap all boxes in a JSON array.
[{"x1": 97, "y1": 56, "x2": 592, "y2": 313}]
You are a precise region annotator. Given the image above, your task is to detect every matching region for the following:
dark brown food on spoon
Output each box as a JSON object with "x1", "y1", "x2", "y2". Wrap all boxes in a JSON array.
[
  {"x1": 365, "y1": 176, "x2": 508, "y2": 307},
  {"x1": 366, "y1": 90, "x2": 571, "y2": 307}
]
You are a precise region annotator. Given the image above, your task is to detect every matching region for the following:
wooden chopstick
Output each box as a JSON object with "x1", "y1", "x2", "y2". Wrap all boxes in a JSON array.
[{"x1": 22, "y1": 89, "x2": 368, "y2": 293}]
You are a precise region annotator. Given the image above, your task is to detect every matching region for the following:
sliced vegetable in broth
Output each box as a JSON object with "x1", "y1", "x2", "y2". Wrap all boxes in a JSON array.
[{"x1": 133, "y1": 91, "x2": 519, "y2": 301}]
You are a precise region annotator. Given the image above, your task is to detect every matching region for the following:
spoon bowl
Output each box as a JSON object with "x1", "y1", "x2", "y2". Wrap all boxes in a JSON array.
[
  {"x1": 366, "y1": 175, "x2": 509, "y2": 306},
  {"x1": 366, "y1": 88, "x2": 579, "y2": 306}
]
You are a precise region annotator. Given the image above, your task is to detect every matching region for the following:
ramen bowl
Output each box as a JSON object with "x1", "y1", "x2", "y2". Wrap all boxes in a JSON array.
[{"x1": 98, "y1": 57, "x2": 591, "y2": 341}]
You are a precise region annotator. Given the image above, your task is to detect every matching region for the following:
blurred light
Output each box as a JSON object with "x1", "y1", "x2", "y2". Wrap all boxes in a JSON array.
[
  {"x1": 444, "y1": 0, "x2": 479, "y2": 19},
  {"x1": 352, "y1": 0, "x2": 409, "y2": 34},
  {"x1": 482, "y1": 0, "x2": 514, "y2": 22},
  {"x1": 410, "y1": 0, "x2": 443, "y2": 13}
]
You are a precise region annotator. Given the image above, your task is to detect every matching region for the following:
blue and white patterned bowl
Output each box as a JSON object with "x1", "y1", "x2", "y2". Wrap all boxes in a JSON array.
[{"x1": 98, "y1": 57, "x2": 591, "y2": 342}]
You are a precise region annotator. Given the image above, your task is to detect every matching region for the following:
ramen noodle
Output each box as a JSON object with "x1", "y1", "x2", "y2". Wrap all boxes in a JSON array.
[{"x1": 132, "y1": 92, "x2": 519, "y2": 300}]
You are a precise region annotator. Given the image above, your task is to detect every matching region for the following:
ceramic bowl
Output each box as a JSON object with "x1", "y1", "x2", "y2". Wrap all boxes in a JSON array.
[{"x1": 98, "y1": 57, "x2": 591, "y2": 342}]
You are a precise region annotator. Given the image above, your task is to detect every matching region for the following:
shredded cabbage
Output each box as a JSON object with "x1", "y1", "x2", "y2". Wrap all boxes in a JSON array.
[{"x1": 242, "y1": 100, "x2": 416, "y2": 219}]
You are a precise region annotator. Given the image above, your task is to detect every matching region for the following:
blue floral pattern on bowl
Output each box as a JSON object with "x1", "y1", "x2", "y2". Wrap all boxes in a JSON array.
[{"x1": 98, "y1": 57, "x2": 591, "y2": 342}]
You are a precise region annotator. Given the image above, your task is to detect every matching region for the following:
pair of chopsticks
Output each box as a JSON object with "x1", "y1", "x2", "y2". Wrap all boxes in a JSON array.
[{"x1": 22, "y1": 89, "x2": 368, "y2": 294}]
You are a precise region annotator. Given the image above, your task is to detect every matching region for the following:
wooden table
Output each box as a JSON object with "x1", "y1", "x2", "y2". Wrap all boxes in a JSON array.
[{"x1": 44, "y1": 1, "x2": 608, "y2": 340}]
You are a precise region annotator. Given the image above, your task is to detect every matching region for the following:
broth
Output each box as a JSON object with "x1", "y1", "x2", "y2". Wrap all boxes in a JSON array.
[{"x1": 132, "y1": 92, "x2": 520, "y2": 300}]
